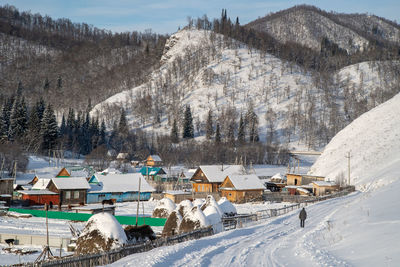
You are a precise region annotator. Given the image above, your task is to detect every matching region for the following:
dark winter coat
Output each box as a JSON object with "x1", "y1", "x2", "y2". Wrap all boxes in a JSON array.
[{"x1": 299, "y1": 208, "x2": 307, "y2": 220}]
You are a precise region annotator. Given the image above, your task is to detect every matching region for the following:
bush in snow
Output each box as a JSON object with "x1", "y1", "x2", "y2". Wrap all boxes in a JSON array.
[
  {"x1": 217, "y1": 197, "x2": 237, "y2": 217},
  {"x1": 162, "y1": 210, "x2": 182, "y2": 237},
  {"x1": 203, "y1": 205, "x2": 224, "y2": 233},
  {"x1": 176, "y1": 199, "x2": 193, "y2": 217},
  {"x1": 152, "y1": 198, "x2": 176, "y2": 218},
  {"x1": 178, "y1": 206, "x2": 209, "y2": 234},
  {"x1": 75, "y1": 213, "x2": 127, "y2": 255}
]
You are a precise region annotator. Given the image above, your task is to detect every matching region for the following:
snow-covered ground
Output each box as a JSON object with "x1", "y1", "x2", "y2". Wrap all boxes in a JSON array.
[{"x1": 109, "y1": 93, "x2": 400, "y2": 266}]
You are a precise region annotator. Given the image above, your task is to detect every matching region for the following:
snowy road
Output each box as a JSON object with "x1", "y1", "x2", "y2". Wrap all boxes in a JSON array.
[{"x1": 110, "y1": 192, "x2": 360, "y2": 267}]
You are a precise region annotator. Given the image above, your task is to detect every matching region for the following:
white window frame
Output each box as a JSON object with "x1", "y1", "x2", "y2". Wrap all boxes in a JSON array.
[
  {"x1": 65, "y1": 191, "x2": 71, "y2": 199},
  {"x1": 74, "y1": 191, "x2": 80, "y2": 199}
]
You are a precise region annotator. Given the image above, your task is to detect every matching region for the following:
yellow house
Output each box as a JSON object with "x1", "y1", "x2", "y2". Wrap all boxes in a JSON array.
[
  {"x1": 190, "y1": 165, "x2": 245, "y2": 193},
  {"x1": 286, "y1": 173, "x2": 325, "y2": 186},
  {"x1": 146, "y1": 155, "x2": 162, "y2": 167},
  {"x1": 219, "y1": 174, "x2": 265, "y2": 203}
]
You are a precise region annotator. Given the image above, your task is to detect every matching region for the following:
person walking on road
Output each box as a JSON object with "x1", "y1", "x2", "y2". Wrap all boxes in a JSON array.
[{"x1": 299, "y1": 207, "x2": 307, "y2": 228}]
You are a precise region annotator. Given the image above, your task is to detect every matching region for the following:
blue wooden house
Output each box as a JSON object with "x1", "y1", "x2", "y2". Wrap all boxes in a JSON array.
[{"x1": 87, "y1": 173, "x2": 155, "y2": 203}]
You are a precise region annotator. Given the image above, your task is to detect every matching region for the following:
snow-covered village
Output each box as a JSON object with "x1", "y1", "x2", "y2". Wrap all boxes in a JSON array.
[{"x1": 0, "y1": 1, "x2": 400, "y2": 267}]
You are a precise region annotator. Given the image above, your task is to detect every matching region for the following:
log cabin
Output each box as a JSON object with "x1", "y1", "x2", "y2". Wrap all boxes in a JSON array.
[{"x1": 219, "y1": 174, "x2": 265, "y2": 203}]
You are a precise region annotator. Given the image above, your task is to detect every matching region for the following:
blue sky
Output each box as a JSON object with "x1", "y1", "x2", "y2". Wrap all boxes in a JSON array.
[{"x1": 1, "y1": 0, "x2": 399, "y2": 34}]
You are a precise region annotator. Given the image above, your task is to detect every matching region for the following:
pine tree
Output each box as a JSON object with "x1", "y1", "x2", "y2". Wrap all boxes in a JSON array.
[
  {"x1": 227, "y1": 119, "x2": 235, "y2": 144},
  {"x1": 118, "y1": 108, "x2": 129, "y2": 138},
  {"x1": 237, "y1": 113, "x2": 245, "y2": 144},
  {"x1": 170, "y1": 119, "x2": 179, "y2": 143},
  {"x1": 215, "y1": 123, "x2": 221, "y2": 144},
  {"x1": 98, "y1": 119, "x2": 107, "y2": 146},
  {"x1": 59, "y1": 114, "x2": 66, "y2": 136},
  {"x1": 36, "y1": 97, "x2": 46, "y2": 121},
  {"x1": 205, "y1": 109, "x2": 214, "y2": 140},
  {"x1": 41, "y1": 104, "x2": 58, "y2": 151},
  {"x1": 79, "y1": 112, "x2": 92, "y2": 155},
  {"x1": 9, "y1": 97, "x2": 27, "y2": 140},
  {"x1": 182, "y1": 105, "x2": 194, "y2": 139}
]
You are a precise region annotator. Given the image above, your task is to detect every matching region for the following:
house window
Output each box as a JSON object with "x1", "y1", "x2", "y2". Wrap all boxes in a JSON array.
[
  {"x1": 74, "y1": 191, "x2": 80, "y2": 199},
  {"x1": 65, "y1": 191, "x2": 71, "y2": 199}
]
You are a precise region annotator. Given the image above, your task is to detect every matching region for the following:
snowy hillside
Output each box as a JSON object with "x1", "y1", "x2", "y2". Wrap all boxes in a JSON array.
[
  {"x1": 247, "y1": 7, "x2": 368, "y2": 53},
  {"x1": 309, "y1": 92, "x2": 400, "y2": 190},
  {"x1": 91, "y1": 28, "x2": 398, "y2": 148}
]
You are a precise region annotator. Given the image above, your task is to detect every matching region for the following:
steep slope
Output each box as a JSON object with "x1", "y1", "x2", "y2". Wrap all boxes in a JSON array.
[
  {"x1": 308, "y1": 92, "x2": 400, "y2": 190},
  {"x1": 92, "y1": 28, "x2": 399, "y2": 148}
]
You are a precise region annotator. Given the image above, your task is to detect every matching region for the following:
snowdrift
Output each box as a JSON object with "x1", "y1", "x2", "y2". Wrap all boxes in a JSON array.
[{"x1": 309, "y1": 92, "x2": 400, "y2": 191}]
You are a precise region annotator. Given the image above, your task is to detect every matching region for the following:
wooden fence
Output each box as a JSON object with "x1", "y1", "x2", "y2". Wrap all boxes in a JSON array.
[{"x1": 7, "y1": 227, "x2": 213, "y2": 267}]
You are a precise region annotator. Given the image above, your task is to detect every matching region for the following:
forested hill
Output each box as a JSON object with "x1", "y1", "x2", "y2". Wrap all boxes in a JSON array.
[
  {"x1": 246, "y1": 5, "x2": 400, "y2": 54},
  {"x1": 0, "y1": 5, "x2": 167, "y2": 111}
]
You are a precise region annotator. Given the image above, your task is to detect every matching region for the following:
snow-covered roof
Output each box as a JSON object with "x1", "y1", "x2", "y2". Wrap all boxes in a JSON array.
[
  {"x1": 225, "y1": 174, "x2": 265, "y2": 190},
  {"x1": 51, "y1": 177, "x2": 91, "y2": 190},
  {"x1": 312, "y1": 181, "x2": 337, "y2": 187},
  {"x1": 88, "y1": 173, "x2": 155, "y2": 193},
  {"x1": 32, "y1": 179, "x2": 51, "y2": 190},
  {"x1": 199, "y1": 165, "x2": 245, "y2": 183},
  {"x1": 18, "y1": 190, "x2": 57, "y2": 195},
  {"x1": 149, "y1": 155, "x2": 162, "y2": 162},
  {"x1": 296, "y1": 188, "x2": 310, "y2": 194},
  {"x1": 272, "y1": 173, "x2": 282, "y2": 179}
]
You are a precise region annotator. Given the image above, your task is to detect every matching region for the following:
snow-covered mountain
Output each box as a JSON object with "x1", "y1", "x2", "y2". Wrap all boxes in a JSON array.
[
  {"x1": 309, "y1": 92, "x2": 400, "y2": 190},
  {"x1": 92, "y1": 28, "x2": 398, "y2": 149},
  {"x1": 246, "y1": 5, "x2": 400, "y2": 53}
]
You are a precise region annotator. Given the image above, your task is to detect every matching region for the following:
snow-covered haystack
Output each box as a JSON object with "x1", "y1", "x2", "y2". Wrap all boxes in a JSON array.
[
  {"x1": 192, "y1": 198, "x2": 204, "y2": 207},
  {"x1": 152, "y1": 198, "x2": 176, "y2": 218},
  {"x1": 162, "y1": 210, "x2": 183, "y2": 237},
  {"x1": 75, "y1": 213, "x2": 127, "y2": 255},
  {"x1": 176, "y1": 199, "x2": 193, "y2": 217},
  {"x1": 200, "y1": 195, "x2": 223, "y2": 215},
  {"x1": 203, "y1": 206, "x2": 224, "y2": 233},
  {"x1": 178, "y1": 206, "x2": 209, "y2": 234},
  {"x1": 217, "y1": 197, "x2": 237, "y2": 217},
  {"x1": 309, "y1": 92, "x2": 400, "y2": 191},
  {"x1": 124, "y1": 224, "x2": 156, "y2": 243}
]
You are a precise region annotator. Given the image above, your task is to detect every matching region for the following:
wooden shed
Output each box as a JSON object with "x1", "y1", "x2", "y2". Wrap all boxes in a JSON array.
[
  {"x1": 18, "y1": 190, "x2": 59, "y2": 206},
  {"x1": 190, "y1": 165, "x2": 245, "y2": 193},
  {"x1": 312, "y1": 181, "x2": 339, "y2": 196},
  {"x1": 286, "y1": 173, "x2": 325, "y2": 186},
  {"x1": 219, "y1": 174, "x2": 265, "y2": 203}
]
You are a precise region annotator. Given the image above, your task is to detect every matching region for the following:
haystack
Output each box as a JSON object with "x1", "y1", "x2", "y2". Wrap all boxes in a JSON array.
[
  {"x1": 201, "y1": 195, "x2": 223, "y2": 215},
  {"x1": 162, "y1": 210, "x2": 182, "y2": 237},
  {"x1": 178, "y1": 206, "x2": 209, "y2": 234},
  {"x1": 203, "y1": 206, "x2": 223, "y2": 233},
  {"x1": 125, "y1": 224, "x2": 156, "y2": 243},
  {"x1": 152, "y1": 198, "x2": 176, "y2": 218},
  {"x1": 75, "y1": 213, "x2": 127, "y2": 255},
  {"x1": 217, "y1": 197, "x2": 237, "y2": 217},
  {"x1": 176, "y1": 199, "x2": 193, "y2": 217}
]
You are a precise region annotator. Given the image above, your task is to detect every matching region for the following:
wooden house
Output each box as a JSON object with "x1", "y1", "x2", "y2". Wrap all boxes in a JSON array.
[
  {"x1": 48, "y1": 177, "x2": 90, "y2": 205},
  {"x1": 190, "y1": 165, "x2": 245, "y2": 193},
  {"x1": 87, "y1": 173, "x2": 155, "y2": 203},
  {"x1": 55, "y1": 167, "x2": 91, "y2": 179},
  {"x1": 312, "y1": 181, "x2": 339, "y2": 196},
  {"x1": 286, "y1": 173, "x2": 325, "y2": 186},
  {"x1": 145, "y1": 155, "x2": 162, "y2": 167},
  {"x1": 219, "y1": 174, "x2": 265, "y2": 203},
  {"x1": 18, "y1": 190, "x2": 59, "y2": 206}
]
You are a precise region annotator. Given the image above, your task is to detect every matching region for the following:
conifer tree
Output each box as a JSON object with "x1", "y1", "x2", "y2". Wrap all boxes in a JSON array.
[
  {"x1": 215, "y1": 123, "x2": 221, "y2": 144},
  {"x1": 170, "y1": 119, "x2": 179, "y2": 143},
  {"x1": 98, "y1": 119, "x2": 107, "y2": 146},
  {"x1": 182, "y1": 105, "x2": 194, "y2": 139},
  {"x1": 205, "y1": 109, "x2": 214, "y2": 140},
  {"x1": 237, "y1": 113, "x2": 245, "y2": 144},
  {"x1": 40, "y1": 104, "x2": 58, "y2": 151},
  {"x1": 9, "y1": 97, "x2": 27, "y2": 140},
  {"x1": 59, "y1": 114, "x2": 66, "y2": 136},
  {"x1": 227, "y1": 119, "x2": 235, "y2": 144},
  {"x1": 118, "y1": 108, "x2": 129, "y2": 138}
]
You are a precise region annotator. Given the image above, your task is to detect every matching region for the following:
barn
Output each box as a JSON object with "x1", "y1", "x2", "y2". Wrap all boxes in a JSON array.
[
  {"x1": 219, "y1": 174, "x2": 265, "y2": 203},
  {"x1": 18, "y1": 190, "x2": 59, "y2": 206}
]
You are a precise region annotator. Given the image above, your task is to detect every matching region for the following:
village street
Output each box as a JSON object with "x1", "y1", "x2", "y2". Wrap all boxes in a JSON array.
[{"x1": 110, "y1": 192, "x2": 362, "y2": 267}]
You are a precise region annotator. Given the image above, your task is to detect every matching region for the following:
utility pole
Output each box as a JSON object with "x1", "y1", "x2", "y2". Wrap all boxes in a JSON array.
[
  {"x1": 135, "y1": 175, "x2": 142, "y2": 226},
  {"x1": 345, "y1": 152, "x2": 351, "y2": 185}
]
